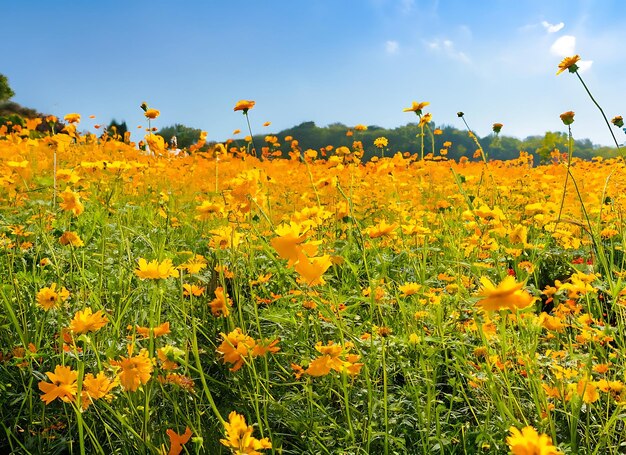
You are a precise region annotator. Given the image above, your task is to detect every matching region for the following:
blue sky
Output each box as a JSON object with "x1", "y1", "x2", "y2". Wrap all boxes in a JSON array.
[{"x1": 3, "y1": 0, "x2": 625, "y2": 146}]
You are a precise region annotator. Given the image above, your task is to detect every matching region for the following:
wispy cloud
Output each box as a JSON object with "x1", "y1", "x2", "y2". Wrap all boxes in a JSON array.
[
  {"x1": 550, "y1": 35, "x2": 593, "y2": 73},
  {"x1": 550, "y1": 35, "x2": 576, "y2": 56},
  {"x1": 385, "y1": 40, "x2": 399, "y2": 54},
  {"x1": 425, "y1": 38, "x2": 470, "y2": 63},
  {"x1": 541, "y1": 20, "x2": 564, "y2": 33}
]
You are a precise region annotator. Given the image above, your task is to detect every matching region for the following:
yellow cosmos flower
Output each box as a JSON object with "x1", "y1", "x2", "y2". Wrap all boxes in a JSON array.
[
  {"x1": 144, "y1": 108, "x2": 160, "y2": 119},
  {"x1": 82, "y1": 371, "x2": 118, "y2": 409},
  {"x1": 403, "y1": 101, "x2": 430, "y2": 114},
  {"x1": 556, "y1": 55, "x2": 580, "y2": 75},
  {"x1": 294, "y1": 251, "x2": 332, "y2": 286},
  {"x1": 59, "y1": 231, "x2": 84, "y2": 247},
  {"x1": 233, "y1": 100, "x2": 255, "y2": 112},
  {"x1": 69, "y1": 308, "x2": 109, "y2": 334},
  {"x1": 59, "y1": 188, "x2": 84, "y2": 216},
  {"x1": 134, "y1": 258, "x2": 179, "y2": 280},
  {"x1": 220, "y1": 411, "x2": 271, "y2": 454},
  {"x1": 36, "y1": 283, "x2": 70, "y2": 311},
  {"x1": 110, "y1": 349, "x2": 153, "y2": 391},
  {"x1": 63, "y1": 113, "x2": 81, "y2": 124},
  {"x1": 270, "y1": 222, "x2": 309, "y2": 266},
  {"x1": 374, "y1": 137, "x2": 388, "y2": 148},
  {"x1": 475, "y1": 276, "x2": 534, "y2": 312},
  {"x1": 38, "y1": 365, "x2": 78, "y2": 404},
  {"x1": 399, "y1": 282, "x2": 421, "y2": 297},
  {"x1": 507, "y1": 426, "x2": 561, "y2": 455}
]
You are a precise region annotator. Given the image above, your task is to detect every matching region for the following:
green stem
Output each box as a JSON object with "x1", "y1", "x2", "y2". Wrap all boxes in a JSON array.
[
  {"x1": 575, "y1": 72, "x2": 622, "y2": 151},
  {"x1": 244, "y1": 113, "x2": 259, "y2": 158}
]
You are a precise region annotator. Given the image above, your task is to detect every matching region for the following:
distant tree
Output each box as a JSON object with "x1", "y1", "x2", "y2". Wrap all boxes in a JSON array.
[
  {"x1": 107, "y1": 119, "x2": 128, "y2": 139},
  {"x1": 158, "y1": 124, "x2": 205, "y2": 149},
  {"x1": 0, "y1": 73, "x2": 15, "y2": 103}
]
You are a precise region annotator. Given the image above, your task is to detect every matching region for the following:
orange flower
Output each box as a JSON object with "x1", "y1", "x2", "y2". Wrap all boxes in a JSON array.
[
  {"x1": 209, "y1": 287, "x2": 232, "y2": 317},
  {"x1": 110, "y1": 349, "x2": 153, "y2": 391},
  {"x1": 183, "y1": 284, "x2": 205, "y2": 297},
  {"x1": 217, "y1": 328, "x2": 256, "y2": 372},
  {"x1": 492, "y1": 123, "x2": 503, "y2": 133},
  {"x1": 556, "y1": 55, "x2": 580, "y2": 75},
  {"x1": 82, "y1": 371, "x2": 118, "y2": 408},
  {"x1": 475, "y1": 276, "x2": 534, "y2": 312},
  {"x1": 69, "y1": 308, "x2": 109, "y2": 334},
  {"x1": 166, "y1": 427, "x2": 192, "y2": 455},
  {"x1": 134, "y1": 322, "x2": 171, "y2": 338},
  {"x1": 234, "y1": 100, "x2": 255, "y2": 113},
  {"x1": 560, "y1": 111, "x2": 575, "y2": 125},
  {"x1": 39, "y1": 365, "x2": 78, "y2": 404},
  {"x1": 144, "y1": 109, "x2": 160, "y2": 119}
]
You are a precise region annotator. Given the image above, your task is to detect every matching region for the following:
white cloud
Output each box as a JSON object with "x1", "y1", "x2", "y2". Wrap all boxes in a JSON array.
[
  {"x1": 577, "y1": 60, "x2": 593, "y2": 73},
  {"x1": 425, "y1": 38, "x2": 470, "y2": 63},
  {"x1": 550, "y1": 35, "x2": 593, "y2": 72},
  {"x1": 550, "y1": 35, "x2": 576, "y2": 56},
  {"x1": 385, "y1": 40, "x2": 399, "y2": 54},
  {"x1": 541, "y1": 21, "x2": 565, "y2": 33}
]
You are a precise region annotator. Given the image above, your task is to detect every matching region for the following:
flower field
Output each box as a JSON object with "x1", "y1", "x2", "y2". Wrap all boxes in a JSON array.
[{"x1": 2, "y1": 63, "x2": 626, "y2": 454}]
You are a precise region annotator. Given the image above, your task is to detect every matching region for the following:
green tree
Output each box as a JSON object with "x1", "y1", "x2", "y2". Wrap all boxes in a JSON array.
[
  {"x1": 0, "y1": 74, "x2": 15, "y2": 103},
  {"x1": 158, "y1": 124, "x2": 204, "y2": 149}
]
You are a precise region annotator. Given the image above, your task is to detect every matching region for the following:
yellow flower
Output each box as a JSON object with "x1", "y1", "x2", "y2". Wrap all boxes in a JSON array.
[
  {"x1": 399, "y1": 282, "x2": 421, "y2": 297},
  {"x1": 294, "y1": 251, "x2": 332, "y2": 286},
  {"x1": 403, "y1": 101, "x2": 430, "y2": 114},
  {"x1": 475, "y1": 276, "x2": 534, "y2": 312},
  {"x1": 556, "y1": 55, "x2": 580, "y2": 75},
  {"x1": 220, "y1": 411, "x2": 272, "y2": 454},
  {"x1": 354, "y1": 124, "x2": 368, "y2": 131},
  {"x1": 183, "y1": 283, "x2": 205, "y2": 297},
  {"x1": 59, "y1": 188, "x2": 84, "y2": 216},
  {"x1": 507, "y1": 426, "x2": 561, "y2": 454},
  {"x1": 144, "y1": 108, "x2": 160, "y2": 119},
  {"x1": 59, "y1": 231, "x2": 84, "y2": 247},
  {"x1": 270, "y1": 222, "x2": 309, "y2": 266},
  {"x1": 418, "y1": 112, "x2": 432, "y2": 127},
  {"x1": 374, "y1": 137, "x2": 388, "y2": 148},
  {"x1": 134, "y1": 258, "x2": 179, "y2": 280},
  {"x1": 36, "y1": 283, "x2": 70, "y2": 311},
  {"x1": 69, "y1": 308, "x2": 109, "y2": 334},
  {"x1": 38, "y1": 365, "x2": 78, "y2": 404},
  {"x1": 611, "y1": 116, "x2": 624, "y2": 128},
  {"x1": 110, "y1": 349, "x2": 153, "y2": 391},
  {"x1": 63, "y1": 113, "x2": 81, "y2": 124},
  {"x1": 234, "y1": 100, "x2": 256, "y2": 113}
]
